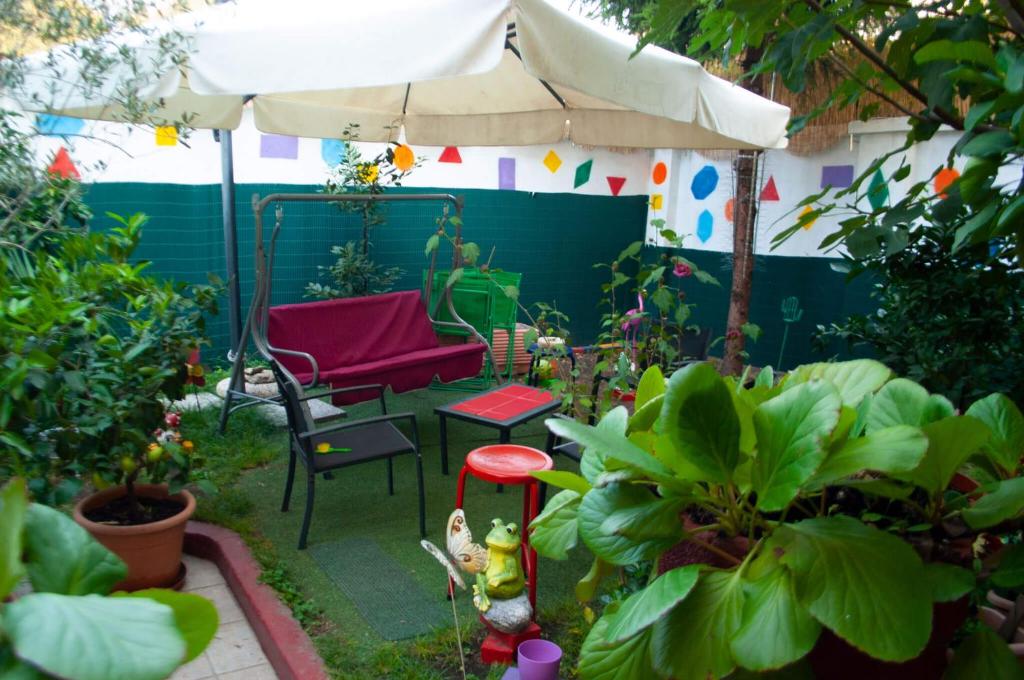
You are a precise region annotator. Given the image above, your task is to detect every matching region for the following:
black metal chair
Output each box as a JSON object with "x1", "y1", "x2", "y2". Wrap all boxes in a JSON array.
[{"x1": 269, "y1": 360, "x2": 425, "y2": 549}]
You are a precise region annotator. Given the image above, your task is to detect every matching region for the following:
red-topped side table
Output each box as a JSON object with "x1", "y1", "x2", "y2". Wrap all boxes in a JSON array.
[
  {"x1": 455, "y1": 444, "x2": 553, "y2": 665},
  {"x1": 434, "y1": 384, "x2": 561, "y2": 476}
]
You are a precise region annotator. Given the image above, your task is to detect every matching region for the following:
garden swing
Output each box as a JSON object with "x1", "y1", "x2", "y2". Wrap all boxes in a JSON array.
[{"x1": 217, "y1": 192, "x2": 502, "y2": 433}]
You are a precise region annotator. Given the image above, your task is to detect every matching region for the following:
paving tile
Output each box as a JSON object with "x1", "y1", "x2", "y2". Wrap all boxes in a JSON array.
[
  {"x1": 216, "y1": 663, "x2": 279, "y2": 680},
  {"x1": 205, "y1": 621, "x2": 269, "y2": 675},
  {"x1": 168, "y1": 652, "x2": 215, "y2": 680},
  {"x1": 182, "y1": 555, "x2": 225, "y2": 590},
  {"x1": 191, "y1": 583, "x2": 246, "y2": 624}
]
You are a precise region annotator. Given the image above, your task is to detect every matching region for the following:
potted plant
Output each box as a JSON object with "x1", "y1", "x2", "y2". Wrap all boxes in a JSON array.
[
  {"x1": 0, "y1": 212, "x2": 218, "y2": 590},
  {"x1": 1, "y1": 478, "x2": 218, "y2": 679},
  {"x1": 74, "y1": 410, "x2": 213, "y2": 590},
  {"x1": 530, "y1": 359, "x2": 1024, "y2": 678}
]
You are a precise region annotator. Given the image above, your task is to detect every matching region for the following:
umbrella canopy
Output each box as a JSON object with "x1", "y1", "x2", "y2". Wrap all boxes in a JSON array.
[{"x1": 22, "y1": 0, "x2": 789, "y2": 150}]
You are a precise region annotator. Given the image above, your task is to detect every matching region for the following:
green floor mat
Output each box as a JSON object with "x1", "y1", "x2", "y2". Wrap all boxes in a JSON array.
[{"x1": 309, "y1": 536, "x2": 449, "y2": 641}]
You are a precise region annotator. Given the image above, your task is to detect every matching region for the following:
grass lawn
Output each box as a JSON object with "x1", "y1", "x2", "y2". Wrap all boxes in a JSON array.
[{"x1": 185, "y1": 379, "x2": 595, "y2": 679}]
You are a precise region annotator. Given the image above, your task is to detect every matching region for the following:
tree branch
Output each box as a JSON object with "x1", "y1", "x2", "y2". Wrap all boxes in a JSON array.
[{"x1": 804, "y1": 0, "x2": 964, "y2": 130}]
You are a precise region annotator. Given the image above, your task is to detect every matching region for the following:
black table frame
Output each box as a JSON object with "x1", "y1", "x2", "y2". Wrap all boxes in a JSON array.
[{"x1": 434, "y1": 385, "x2": 562, "y2": 476}]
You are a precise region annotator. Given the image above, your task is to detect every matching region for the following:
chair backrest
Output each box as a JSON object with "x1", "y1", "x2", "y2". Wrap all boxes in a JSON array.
[
  {"x1": 679, "y1": 327, "x2": 712, "y2": 361},
  {"x1": 269, "y1": 360, "x2": 316, "y2": 448},
  {"x1": 267, "y1": 290, "x2": 440, "y2": 375}
]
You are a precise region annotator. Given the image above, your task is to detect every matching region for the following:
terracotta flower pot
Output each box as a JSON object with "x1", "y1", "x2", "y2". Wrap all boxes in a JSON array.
[{"x1": 74, "y1": 483, "x2": 195, "y2": 592}]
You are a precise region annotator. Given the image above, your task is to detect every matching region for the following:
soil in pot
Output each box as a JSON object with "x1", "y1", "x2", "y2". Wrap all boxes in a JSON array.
[
  {"x1": 83, "y1": 494, "x2": 185, "y2": 525},
  {"x1": 74, "y1": 484, "x2": 195, "y2": 592}
]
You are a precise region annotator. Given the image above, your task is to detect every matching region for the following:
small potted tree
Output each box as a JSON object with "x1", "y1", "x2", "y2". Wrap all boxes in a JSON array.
[
  {"x1": 530, "y1": 359, "x2": 1024, "y2": 678},
  {"x1": 1, "y1": 212, "x2": 218, "y2": 590}
]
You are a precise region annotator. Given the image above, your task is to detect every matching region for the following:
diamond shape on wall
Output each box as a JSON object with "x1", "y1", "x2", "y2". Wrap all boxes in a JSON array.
[
  {"x1": 574, "y1": 160, "x2": 593, "y2": 188},
  {"x1": 543, "y1": 150, "x2": 562, "y2": 173},
  {"x1": 697, "y1": 209, "x2": 713, "y2": 243}
]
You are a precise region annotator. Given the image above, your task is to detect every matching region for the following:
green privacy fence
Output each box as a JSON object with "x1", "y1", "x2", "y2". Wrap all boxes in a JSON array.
[{"x1": 82, "y1": 182, "x2": 873, "y2": 369}]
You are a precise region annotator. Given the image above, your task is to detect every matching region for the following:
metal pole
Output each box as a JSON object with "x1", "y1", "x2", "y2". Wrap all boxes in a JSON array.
[{"x1": 220, "y1": 129, "x2": 242, "y2": 352}]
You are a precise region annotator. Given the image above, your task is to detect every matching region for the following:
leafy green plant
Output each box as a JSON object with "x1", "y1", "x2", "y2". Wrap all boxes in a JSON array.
[
  {"x1": 0, "y1": 211, "x2": 219, "y2": 509},
  {"x1": 531, "y1": 359, "x2": 1024, "y2": 678},
  {"x1": 313, "y1": 124, "x2": 416, "y2": 298},
  {"x1": 817, "y1": 226, "x2": 1024, "y2": 411},
  {"x1": 0, "y1": 478, "x2": 218, "y2": 680}
]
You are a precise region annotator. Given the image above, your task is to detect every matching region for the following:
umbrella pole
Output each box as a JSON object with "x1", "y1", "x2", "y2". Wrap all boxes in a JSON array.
[{"x1": 220, "y1": 128, "x2": 243, "y2": 352}]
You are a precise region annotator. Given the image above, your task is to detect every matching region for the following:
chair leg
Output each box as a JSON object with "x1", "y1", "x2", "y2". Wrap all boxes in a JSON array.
[
  {"x1": 387, "y1": 457, "x2": 394, "y2": 496},
  {"x1": 281, "y1": 448, "x2": 297, "y2": 512},
  {"x1": 298, "y1": 472, "x2": 316, "y2": 550},
  {"x1": 415, "y1": 452, "x2": 426, "y2": 538}
]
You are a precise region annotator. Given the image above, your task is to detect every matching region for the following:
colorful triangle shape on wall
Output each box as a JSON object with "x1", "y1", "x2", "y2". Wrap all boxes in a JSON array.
[
  {"x1": 607, "y1": 176, "x2": 626, "y2": 196},
  {"x1": 439, "y1": 146, "x2": 462, "y2": 163},
  {"x1": 759, "y1": 176, "x2": 780, "y2": 201},
  {"x1": 48, "y1": 147, "x2": 79, "y2": 179}
]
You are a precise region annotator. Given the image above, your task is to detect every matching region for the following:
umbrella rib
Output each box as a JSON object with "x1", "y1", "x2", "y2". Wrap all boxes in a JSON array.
[
  {"x1": 402, "y1": 83, "x2": 411, "y2": 115},
  {"x1": 505, "y1": 40, "x2": 567, "y2": 110}
]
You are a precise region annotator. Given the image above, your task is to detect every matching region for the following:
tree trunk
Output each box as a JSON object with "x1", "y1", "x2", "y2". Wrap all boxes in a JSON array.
[{"x1": 721, "y1": 51, "x2": 765, "y2": 376}]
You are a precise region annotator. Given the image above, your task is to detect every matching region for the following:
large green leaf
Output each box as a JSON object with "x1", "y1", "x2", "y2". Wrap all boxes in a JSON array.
[
  {"x1": 578, "y1": 609, "x2": 654, "y2": 680},
  {"x1": 730, "y1": 566, "x2": 821, "y2": 671},
  {"x1": 993, "y1": 544, "x2": 1024, "y2": 589},
  {"x1": 662, "y1": 363, "x2": 741, "y2": 483},
  {"x1": 945, "y1": 629, "x2": 1024, "y2": 680},
  {"x1": 576, "y1": 557, "x2": 615, "y2": 603},
  {"x1": 963, "y1": 477, "x2": 1024, "y2": 529},
  {"x1": 529, "y1": 489, "x2": 581, "y2": 560},
  {"x1": 650, "y1": 570, "x2": 746, "y2": 680},
  {"x1": 603, "y1": 566, "x2": 700, "y2": 645},
  {"x1": 23, "y1": 503, "x2": 126, "y2": 595},
  {"x1": 635, "y1": 365, "x2": 665, "y2": 410},
  {"x1": 752, "y1": 381, "x2": 841, "y2": 511},
  {"x1": 785, "y1": 360, "x2": 892, "y2": 407},
  {"x1": 116, "y1": 590, "x2": 218, "y2": 663},
  {"x1": 0, "y1": 478, "x2": 27, "y2": 599},
  {"x1": 4, "y1": 593, "x2": 186, "y2": 680},
  {"x1": 923, "y1": 562, "x2": 974, "y2": 603},
  {"x1": 775, "y1": 516, "x2": 932, "y2": 661},
  {"x1": 809, "y1": 425, "x2": 928, "y2": 488},
  {"x1": 903, "y1": 416, "x2": 991, "y2": 495},
  {"x1": 531, "y1": 470, "x2": 591, "y2": 496},
  {"x1": 627, "y1": 394, "x2": 664, "y2": 435},
  {"x1": 866, "y1": 378, "x2": 954, "y2": 431},
  {"x1": 599, "y1": 496, "x2": 686, "y2": 542},
  {"x1": 554, "y1": 407, "x2": 628, "y2": 484},
  {"x1": 547, "y1": 415, "x2": 675, "y2": 485},
  {"x1": 578, "y1": 484, "x2": 677, "y2": 565},
  {"x1": 966, "y1": 393, "x2": 1024, "y2": 474}
]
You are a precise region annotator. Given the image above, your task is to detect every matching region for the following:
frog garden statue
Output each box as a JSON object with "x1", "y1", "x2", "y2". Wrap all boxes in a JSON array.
[{"x1": 422, "y1": 510, "x2": 534, "y2": 635}]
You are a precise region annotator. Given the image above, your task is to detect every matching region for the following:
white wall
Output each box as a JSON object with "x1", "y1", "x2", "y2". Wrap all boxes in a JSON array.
[
  {"x1": 644, "y1": 118, "x2": 985, "y2": 258},
  {"x1": 32, "y1": 107, "x2": 653, "y2": 196}
]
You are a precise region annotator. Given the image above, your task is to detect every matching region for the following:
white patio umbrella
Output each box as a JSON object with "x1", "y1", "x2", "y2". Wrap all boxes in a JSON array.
[{"x1": 19, "y1": 0, "x2": 790, "y2": 343}]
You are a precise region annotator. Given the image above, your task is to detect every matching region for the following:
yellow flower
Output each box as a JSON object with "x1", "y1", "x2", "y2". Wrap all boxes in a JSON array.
[
  {"x1": 358, "y1": 163, "x2": 379, "y2": 184},
  {"x1": 316, "y1": 442, "x2": 331, "y2": 454},
  {"x1": 182, "y1": 440, "x2": 195, "y2": 454},
  {"x1": 187, "y1": 364, "x2": 205, "y2": 378},
  {"x1": 148, "y1": 442, "x2": 160, "y2": 452}
]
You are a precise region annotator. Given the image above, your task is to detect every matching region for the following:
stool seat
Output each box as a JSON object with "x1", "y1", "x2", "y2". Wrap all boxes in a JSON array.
[{"x1": 465, "y1": 444, "x2": 553, "y2": 485}]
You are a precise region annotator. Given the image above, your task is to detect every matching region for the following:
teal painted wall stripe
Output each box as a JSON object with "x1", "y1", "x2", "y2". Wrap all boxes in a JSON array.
[{"x1": 82, "y1": 182, "x2": 873, "y2": 369}]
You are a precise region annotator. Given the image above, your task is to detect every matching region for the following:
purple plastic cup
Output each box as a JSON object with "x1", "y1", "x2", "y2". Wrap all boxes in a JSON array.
[{"x1": 517, "y1": 639, "x2": 562, "y2": 680}]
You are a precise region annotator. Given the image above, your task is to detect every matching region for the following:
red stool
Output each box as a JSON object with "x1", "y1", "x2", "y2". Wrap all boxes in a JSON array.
[{"x1": 455, "y1": 444, "x2": 553, "y2": 611}]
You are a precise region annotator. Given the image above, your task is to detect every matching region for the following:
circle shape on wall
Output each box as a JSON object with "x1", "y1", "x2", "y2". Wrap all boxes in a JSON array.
[
  {"x1": 652, "y1": 162, "x2": 668, "y2": 185},
  {"x1": 934, "y1": 167, "x2": 960, "y2": 198},
  {"x1": 724, "y1": 197, "x2": 735, "y2": 222},
  {"x1": 394, "y1": 144, "x2": 415, "y2": 172},
  {"x1": 691, "y1": 165, "x2": 719, "y2": 200}
]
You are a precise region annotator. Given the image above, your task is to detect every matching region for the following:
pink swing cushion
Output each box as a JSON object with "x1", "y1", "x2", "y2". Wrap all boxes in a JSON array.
[{"x1": 267, "y1": 290, "x2": 486, "y2": 405}]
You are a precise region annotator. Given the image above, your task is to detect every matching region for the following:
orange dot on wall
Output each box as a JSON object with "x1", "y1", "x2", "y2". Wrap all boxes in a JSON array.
[
  {"x1": 934, "y1": 167, "x2": 960, "y2": 198},
  {"x1": 393, "y1": 144, "x2": 415, "y2": 172},
  {"x1": 652, "y1": 162, "x2": 668, "y2": 185},
  {"x1": 724, "y1": 197, "x2": 735, "y2": 222}
]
